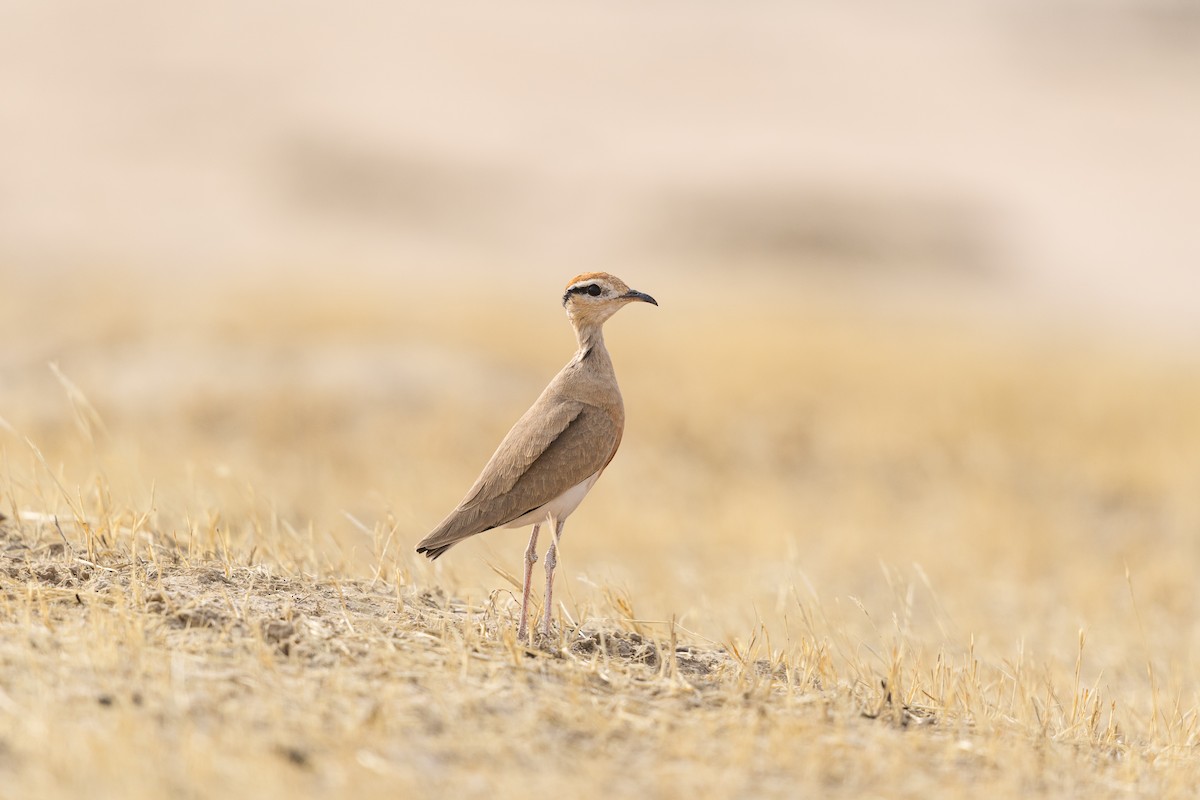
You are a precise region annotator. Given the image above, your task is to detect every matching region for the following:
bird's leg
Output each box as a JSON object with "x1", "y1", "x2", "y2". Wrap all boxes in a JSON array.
[
  {"x1": 516, "y1": 524, "x2": 540, "y2": 643},
  {"x1": 541, "y1": 519, "x2": 565, "y2": 640}
]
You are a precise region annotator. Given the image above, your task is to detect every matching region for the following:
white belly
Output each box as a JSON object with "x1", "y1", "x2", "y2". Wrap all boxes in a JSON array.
[{"x1": 502, "y1": 470, "x2": 602, "y2": 529}]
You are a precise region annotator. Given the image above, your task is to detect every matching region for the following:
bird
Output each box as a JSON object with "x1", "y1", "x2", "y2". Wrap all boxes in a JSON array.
[{"x1": 415, "y1": 272, "x2": 657, "y2": 643}]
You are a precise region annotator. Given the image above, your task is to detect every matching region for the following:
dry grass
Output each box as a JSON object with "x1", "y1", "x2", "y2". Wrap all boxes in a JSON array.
[{"x1": 2, "y1": 271, "x2": 1200, "y2": 798}]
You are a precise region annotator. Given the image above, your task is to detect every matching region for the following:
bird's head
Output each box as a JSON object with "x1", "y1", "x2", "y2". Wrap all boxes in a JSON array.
[{"x1": 562, "y1": 272, "x2": 657, "y2": 330}]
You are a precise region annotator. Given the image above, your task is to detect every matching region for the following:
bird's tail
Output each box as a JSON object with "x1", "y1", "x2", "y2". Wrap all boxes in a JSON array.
[
  {"x1": 415, "y1": 542, "x2": 454, "y2": 560},
  {"x1": 415, "y1": 517, "x2": 488, "y2": 560},
  {"x1": 415, "y1": 499, "x2": 504, "y2": 560}
]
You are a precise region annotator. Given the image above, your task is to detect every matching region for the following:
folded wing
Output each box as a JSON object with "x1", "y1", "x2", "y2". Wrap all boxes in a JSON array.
[{"x1": 415, "y1": 400, "x2": 620, "y2": 559}]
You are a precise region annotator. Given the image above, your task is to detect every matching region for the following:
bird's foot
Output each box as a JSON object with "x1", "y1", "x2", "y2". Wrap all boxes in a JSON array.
[
  {"x1": 534, "y1": 629, "x2": 560, "y2": 652},
  {"x1": 514, "y1": 626, "x2": 560, "y2": 653}
]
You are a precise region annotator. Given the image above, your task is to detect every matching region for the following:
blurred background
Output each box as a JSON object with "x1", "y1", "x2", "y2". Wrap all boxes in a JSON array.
[
  {"x1": 2, "y1": 0, "x2": 1199, "y2": 653},
  {"x1": 2, "y1": 0, "x2": 1198, "y2": 325}
]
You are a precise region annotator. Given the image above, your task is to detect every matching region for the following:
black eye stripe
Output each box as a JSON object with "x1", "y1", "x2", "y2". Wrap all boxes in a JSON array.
[
  {"x1": 566, "y1": 283, "x2": 603, "y2": 297},
  {"x1": 561, "y1": 282, "x2": 609, "y2": 306}
]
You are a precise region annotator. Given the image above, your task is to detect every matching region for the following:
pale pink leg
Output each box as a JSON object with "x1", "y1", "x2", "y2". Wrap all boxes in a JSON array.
[
  {"x1": 516, "y1": 525, "x2": 540, "y2": 643},
  {"x1": 541, "y1": 519, "x2": 565, "y2": 639}
]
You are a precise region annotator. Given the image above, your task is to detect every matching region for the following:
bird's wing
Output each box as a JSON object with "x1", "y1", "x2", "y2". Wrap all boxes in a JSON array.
[{"x1": 415, "y1": 399, "x2": 620, "y2": 557}]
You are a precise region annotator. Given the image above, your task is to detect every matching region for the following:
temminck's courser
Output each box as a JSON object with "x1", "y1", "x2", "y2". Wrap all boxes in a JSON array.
[{"x1": 416, "y1": 273, "x2": 657, "y2": 642}]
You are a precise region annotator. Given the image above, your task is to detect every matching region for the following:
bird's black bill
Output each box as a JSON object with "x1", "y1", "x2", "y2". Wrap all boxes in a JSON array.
[{"x1": 623, "y1": 289, "x2": 658, "y2": 306}]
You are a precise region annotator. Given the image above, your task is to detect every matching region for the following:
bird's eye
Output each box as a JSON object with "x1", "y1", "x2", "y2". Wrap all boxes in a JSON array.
[{"x1": 586, "y1": 284, "x2": 602, "y2": 297}]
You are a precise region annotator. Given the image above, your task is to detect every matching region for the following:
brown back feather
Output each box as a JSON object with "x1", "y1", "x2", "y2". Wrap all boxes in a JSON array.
[{"x1": 415, "y1": 399, "x2": 620, "y2": 557}]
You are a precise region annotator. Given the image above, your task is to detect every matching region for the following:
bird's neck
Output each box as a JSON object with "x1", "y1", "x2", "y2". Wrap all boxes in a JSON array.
[{"x1": 573, "y1": 323, "x2": 608, "y2": 360}]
